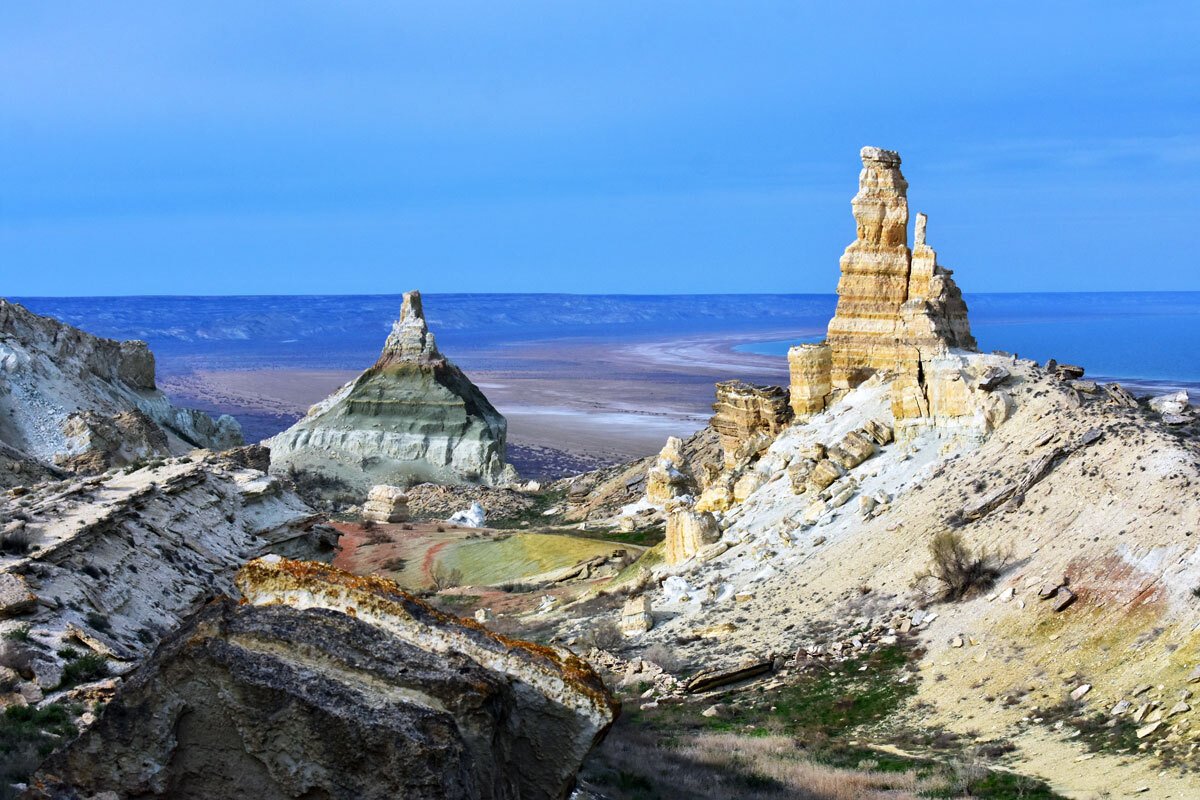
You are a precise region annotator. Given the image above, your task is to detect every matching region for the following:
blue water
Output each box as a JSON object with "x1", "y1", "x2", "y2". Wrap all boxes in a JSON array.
[
  {"x1": 733, "y1": 292, "x2": 1200, "y2": 387},
  {"x1": 14, "y1": 291, "x2": 1200, "y2": 387}
]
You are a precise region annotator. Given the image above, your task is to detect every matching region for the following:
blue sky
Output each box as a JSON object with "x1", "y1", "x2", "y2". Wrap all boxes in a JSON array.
[{"x1": 2, "y1": 2, "x2": 1198, "y2": 295}]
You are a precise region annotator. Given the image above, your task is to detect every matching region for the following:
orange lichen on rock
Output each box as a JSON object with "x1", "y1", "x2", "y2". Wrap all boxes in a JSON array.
[{"x1": 237, "y1": 556, "x2": 620, "y2": 721}]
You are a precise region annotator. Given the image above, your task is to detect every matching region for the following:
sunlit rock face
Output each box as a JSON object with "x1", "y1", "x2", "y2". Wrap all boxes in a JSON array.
[
  {"x1": 27, "y1": 558, "x2": 617, "y2": 800},
  {"x1": 788, "y1": 343, "x2": 832, "y2": 419},
  {"x1": 711, "y1": 380, "x2": 792, "y2": 469},
  {"x1": 823, "y1": 147, "x2": 976, "y2": 394},
  {"x1": 0, "y1": 299, "x2": 242, "y2": 473},
  {"x1": 268, "y1": 291, "x2": 517, "y2": 494},
  {"x1": 784, "y1": 147, "x2": 983, "y2": 438}
]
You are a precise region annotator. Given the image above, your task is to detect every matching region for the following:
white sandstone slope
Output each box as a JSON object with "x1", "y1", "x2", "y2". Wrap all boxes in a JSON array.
[
  {"x1": 0, "y1": 449, "x2": 335, "y2": 698},
  {"x1": 268, "y1": 290, "x2": 516, "y2": 494},
  {"x1": 0, "y1": 299, "x2": 242, "y2": 473}
]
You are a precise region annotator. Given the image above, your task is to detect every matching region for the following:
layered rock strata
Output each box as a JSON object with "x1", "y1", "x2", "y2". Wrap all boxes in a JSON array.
[
  {"x1": 0, "y1": 452, "x2": 332, "y2": 704},
  {"x1": 362, "y1": 484, "x2": 410, "y2": 523},
  {"x1": 268, "y1": 291, "x2": 517, "y2": 494},
  {"x1": 785, "y1": 148, "x2": 983, "y2": 438},
  {"x1": 824, "y1": 147, "x2": 976, "y2": 393},
  {"x1": 711, "y1": 381, "x2": 791, "y2": 468},
  {"x1": 27, "y1": 558, "x2": 618, "y2": 799},
  {"x1": 787, "y1": 343, "x2": 832, "y2": 418},
  {"x1": 0, "y1": 299, "x2": 242, "y2": 471}
]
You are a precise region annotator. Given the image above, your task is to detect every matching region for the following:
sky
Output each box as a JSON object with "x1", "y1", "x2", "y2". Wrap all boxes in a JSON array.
[{"x1": 2, "y1": 2, "x2": 1198, "y2": 296}]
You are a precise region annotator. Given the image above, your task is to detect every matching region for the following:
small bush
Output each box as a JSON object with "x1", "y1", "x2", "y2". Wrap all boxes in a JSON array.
[
  {"x1": 61, "y1": 654, "x2": 108, "y2": 687},
  {"x1": 3, "y1": 626, "x2": 32, "y2": 643},
  {"x1": 380, "y1": 557, "x2": 407, "y2": 572},
  {"x1": 360, "y1": 518, "x2": 378, "y2": 532},
  {"x1": 581, "y1": 620, "x2": 623, "y2": 651},
  {"x1": 0, "y1": 527, "x2": 33, "y2": 556},
  {"x1": 642, "y1": 643, "x2": 684, "y2": 673},
  {"x1": 430, "y1": 564, "x2": 463, "y2": 591},
  {"x1": 916, "y1": 531, "x2": 1005, "y2": 601},
  {"x1": 363, "y1": 527, "x2": 390, "y2": 545},
  {"x1": 85, "y1": 611, "x2": 111, "y2": 632}
]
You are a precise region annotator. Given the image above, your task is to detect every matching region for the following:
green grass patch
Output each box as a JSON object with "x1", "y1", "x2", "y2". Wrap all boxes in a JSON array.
[
  {"x1": 0, "y1": 702, "x2": 83, "y2": 789},
  {"x1": 624, "y1": 643, "x2": 1065, "y2": 799}
]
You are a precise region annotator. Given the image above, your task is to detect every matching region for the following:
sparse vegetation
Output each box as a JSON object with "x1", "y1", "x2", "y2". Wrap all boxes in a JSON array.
[
  {"x1": 85, "y1": 611, "x2": 111, "y2": 632},
  {"x1": 0, "y1": 527, "x2": 33, "y2": 556},
  {"x1": 61, "y1": 653, "x2": 108, "y2": 688},
  {"x1": 915, "y1": 531, "x2": 1006, "y2": 601},
  {"x1": 2, "y1": 626, "x2": 32, "y2": 643},
  {"x1": 429, "y1": 563, "x2": 463, "y2": 591},
  {"x1": 580, "y1": 620, "x2": 623, "y2": 651},
  {"x1": 0, "y1": 703, "x2": 81, "y2": 791}
]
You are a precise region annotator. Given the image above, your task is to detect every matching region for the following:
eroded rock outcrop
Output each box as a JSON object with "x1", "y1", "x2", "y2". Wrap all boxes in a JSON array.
[
  {"x1": 268, "y1": 291, "x2": 516, "y2": 495},
  {"x1": 823, "y1": 148, "x2": 975, "y2": 393},
  {"x1": 0, "y1": 299, "x2": 242, "y2": 472},
  {"x1": 788, "y1": 343, "x2": 832, "y2": 419},
  {"x1": 27, "y1": 558, "x2": 617, "y2": 800},
  {"x1": 0, "y1": 452, "x2": 333, "y2": 713},
  {"x1": 645, "y1": 436, "x2": 696, "y2": 503},
  {"x1": 783, "y1": 148, "x2": 996, "y2": 441},
  {"x1": 711, "y1": 381, "x2": 791, "y2": 468},
  {"x1": 362, "y1": 484, "x2": 411, "y2": 523},
  {"x1": 664, "y1": 499, "x2": 721, "y2": 566}
]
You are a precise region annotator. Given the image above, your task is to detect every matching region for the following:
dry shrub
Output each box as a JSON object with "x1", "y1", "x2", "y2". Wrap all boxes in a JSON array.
[
  {"x1": 641, "y1": 643, "x2": 684, "y2": 674},
  {"x1": 915, "y1": 531, "x2": 1005, "y2": 601},
  {"x1": 430, "y1": 563, "x2": 463, "y2": 591},
  {"x1": 581, "y1": 620, "x2": 623, "y2": 652},
  {"x1": 587, "y1": 728, "x2": 926, "y2": 800},
  {"x1": 363, "y1": 527, "x2": 391, "y2": 545}
]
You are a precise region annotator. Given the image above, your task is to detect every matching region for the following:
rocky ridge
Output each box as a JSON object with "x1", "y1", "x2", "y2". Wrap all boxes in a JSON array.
[
  {"x1": 268, "y1": 291, "x2": 517, "y2": 496},
  {"x1": 0, "y1": 450, "x2": 333, "y2": 708},
  {"x1": 538, "y1": 148, "x2": 1200, "y2": 796},
  {"x1": 0, "y1": 299, "x2": 242, "y2": 474}
]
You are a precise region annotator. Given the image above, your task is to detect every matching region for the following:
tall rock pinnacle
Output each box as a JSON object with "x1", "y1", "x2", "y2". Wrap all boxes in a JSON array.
[
  {"x1": 268, "y1": 290, "x2": 516, "y2": 493},
  {"x1": 824, "y1": 147, "x2": 975, "y2": 391},
  {"x1": 378, "y1": 290, "x2": 441, "y2": 366}
]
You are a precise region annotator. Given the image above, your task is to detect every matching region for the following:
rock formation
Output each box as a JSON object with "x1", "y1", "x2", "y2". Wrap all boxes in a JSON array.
[
  {"x1": 268, "y1": 291, "x2": 516, "y2": 495},
  {"x1": 0, "y1": 452, "x2": 332, "y2": 705},
  {"x1": 823, "y1": 147, "x2": 976, "y2": 392},
  {"x1": 645, "y1": 436, "x2": 696, "y2": 503},
  {"x1": 0, "y1": 299, "x2": 242, "y2": 472},
  {"x1": 27, "y1": 558, "x2": 618, "y2": 799},
  {"x1": 362, "y1": 484, "x2": 411, "y2": 523},
  {"x1": 711, "y1": 381, "x2": 791, "y2": 468},
  {"x1": 784, "y1": 147, "x2": 986, "y2": 438},
  {"x1": 787, "y1": 343, "x2": 832, "y2": 419},
  {"x1": 664, "y1": 499, "x2": 721, "y2": 566}
]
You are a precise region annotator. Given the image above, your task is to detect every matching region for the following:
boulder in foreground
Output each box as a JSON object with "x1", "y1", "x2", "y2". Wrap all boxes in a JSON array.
[{"x1": 26, "y1": 558, "x2": 618, "y2": 800}]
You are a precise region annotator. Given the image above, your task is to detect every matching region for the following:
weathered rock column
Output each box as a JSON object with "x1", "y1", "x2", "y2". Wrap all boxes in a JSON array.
[
  {"x1": 711, "y1": 380, "x2": 791, "y2": 468},
  {"x1": 788, "y1": 342, "x2": 832, "y2": 418},
  {"x1": 826, "y1": 147, "x2": 913, "y2": 390},
  {"x1": 664, "y1": 500, "x2": 721, "y2": 565},
  {"x1": 646, "y1": 436, "x2": 695, "y2": 503}
]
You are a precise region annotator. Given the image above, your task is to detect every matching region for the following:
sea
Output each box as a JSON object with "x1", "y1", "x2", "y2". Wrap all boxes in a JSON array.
[{"x1": 14, "y1": 292, "x2": 1199, "y2": 440}]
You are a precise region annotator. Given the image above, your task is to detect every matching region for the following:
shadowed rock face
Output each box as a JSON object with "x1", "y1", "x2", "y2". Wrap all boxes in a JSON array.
[
  {"x1": 26, "y1": 559, "x2": 618, "y2": 800},
  {"x1": 268, "y1": 290, "x2": 516, "y2": 493}
]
